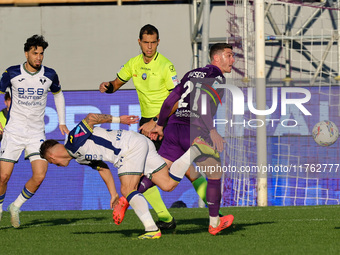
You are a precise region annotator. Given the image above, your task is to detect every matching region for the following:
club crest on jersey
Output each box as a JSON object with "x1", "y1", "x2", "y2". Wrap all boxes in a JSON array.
[
  {"x1": 142, "y1": 73, "x2": 147, "y2": 80},
  {"x1": 172, "y1": 75, "x2": 179, "y2": 85},
  {"x1": 40, "y1": 77, "x2": 47, "y2": 85}
]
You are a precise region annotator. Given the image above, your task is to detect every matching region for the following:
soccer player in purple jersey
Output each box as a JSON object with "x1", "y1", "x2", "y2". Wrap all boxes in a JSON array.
[{"x1": 150, "y1": 43, "x2": 235, "y2": 235}]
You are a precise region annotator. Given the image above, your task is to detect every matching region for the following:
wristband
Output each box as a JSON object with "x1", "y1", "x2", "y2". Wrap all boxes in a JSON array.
[
  {"x1": 105, "y1": 82, "x2": 114, "y2": 93},
  {"x1": 112, "y1": 116, "x2": 120, "y2": 123}
]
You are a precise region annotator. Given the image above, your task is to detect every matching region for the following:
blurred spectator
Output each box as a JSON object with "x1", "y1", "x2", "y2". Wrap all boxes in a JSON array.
[{"x1": 0, "y1": 92, "x2": 11, "y2": 141}]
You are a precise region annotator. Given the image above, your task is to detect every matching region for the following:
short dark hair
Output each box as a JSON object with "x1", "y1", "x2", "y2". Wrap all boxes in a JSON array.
[
  {"x1": 4, "y1": 92, "x2": 10, "y2": 101},
  {"x1": 139, "y1": 24, "x2": 159, "y2": 40},
  {"x1": 24, "y1": 35, "x2": 49, "y2": 52},
  {"x1": 40, "y1": 139, "x2": 59, "y2": 159},
  {"x1": 209, "y1": 43, "x2": 233, "y2": 60}
]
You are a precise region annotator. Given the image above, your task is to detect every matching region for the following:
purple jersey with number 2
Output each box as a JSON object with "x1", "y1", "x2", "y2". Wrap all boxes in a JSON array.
[{"x1": 158, "y1": 64, "x2": 225, "y2": 162}]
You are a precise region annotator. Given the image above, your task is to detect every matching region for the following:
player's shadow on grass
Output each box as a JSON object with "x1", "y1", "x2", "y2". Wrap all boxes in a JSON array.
[
  {"x1": 73, "y1": 228, "x2": 142, "y2": 237},
  {"x1": 72, "y1": 219, "x2": 275, "y2": 237},
  {"x1": 172, "y1": 218, "x2": 275, "y2": 235},
  {"x1": 20, "y1": 217, "x2": 107, "y2": 228},
  {"x1": 0, "y1": 225, "x2": 14, "y2": 230}
]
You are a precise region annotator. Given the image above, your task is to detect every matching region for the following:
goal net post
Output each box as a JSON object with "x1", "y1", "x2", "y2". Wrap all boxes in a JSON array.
[{"x1": 223, "y1": 0, "x2": 340, "y2": 207}]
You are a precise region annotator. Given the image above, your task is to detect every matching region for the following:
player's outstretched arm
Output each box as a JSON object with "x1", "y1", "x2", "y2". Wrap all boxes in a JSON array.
[
  {"x1": 119, "y1": 115, "x2": 139, "y2": 126},
  {"x1": 99, "y1": 78, "x2": 125, "y2": 94},
  {"x1": 84, "y1": 113, "x2": 139, "y2": 129},
  {"x1": 98, "y1": 167, "x2": 119, "y2": 209}
]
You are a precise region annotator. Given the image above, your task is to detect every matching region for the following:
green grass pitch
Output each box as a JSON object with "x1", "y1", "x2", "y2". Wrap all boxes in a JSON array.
[{"x1": 0, "y1": 205, "x2": 339, "y2": 255}]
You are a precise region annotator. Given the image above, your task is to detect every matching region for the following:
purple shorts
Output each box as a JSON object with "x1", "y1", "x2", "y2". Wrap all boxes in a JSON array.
[
  {"x1": 190, "y1": 126, "x2": 212, "y2": 144},
  {"x1": 158, "y1": 123, "x2": 190, "y2": 162},
  {"x1": 158, "y1": 123, "x2": 214, "y2": 163}
]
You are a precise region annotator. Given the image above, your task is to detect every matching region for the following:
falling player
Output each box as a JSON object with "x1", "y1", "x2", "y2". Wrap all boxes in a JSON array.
[{"x1": 39, "y1": 113, "x2": 216, "y2": 239}]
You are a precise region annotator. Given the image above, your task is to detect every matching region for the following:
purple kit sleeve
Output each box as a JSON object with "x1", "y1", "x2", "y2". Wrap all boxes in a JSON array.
[{"x1": 157, "y1": 89, "x2": 181, "y2": 126}]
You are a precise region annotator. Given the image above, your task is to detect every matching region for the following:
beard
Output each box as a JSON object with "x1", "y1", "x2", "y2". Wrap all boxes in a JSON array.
[{"x1": 27, "y1": 59, "x2": 41, "y2": 71}]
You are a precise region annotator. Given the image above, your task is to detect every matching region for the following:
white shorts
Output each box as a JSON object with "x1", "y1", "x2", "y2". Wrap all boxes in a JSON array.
[
  {"x1": 0, "y1": 131, "x2": 46, "y2": 163},
  {"x1": 115, "y1": 131, "x2": 166, "y2": 178}
]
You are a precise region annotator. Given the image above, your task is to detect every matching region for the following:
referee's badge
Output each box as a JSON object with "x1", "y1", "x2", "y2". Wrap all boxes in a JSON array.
[{"x1": 142, "y1": 73, "x2": 147, "y2": 80}]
